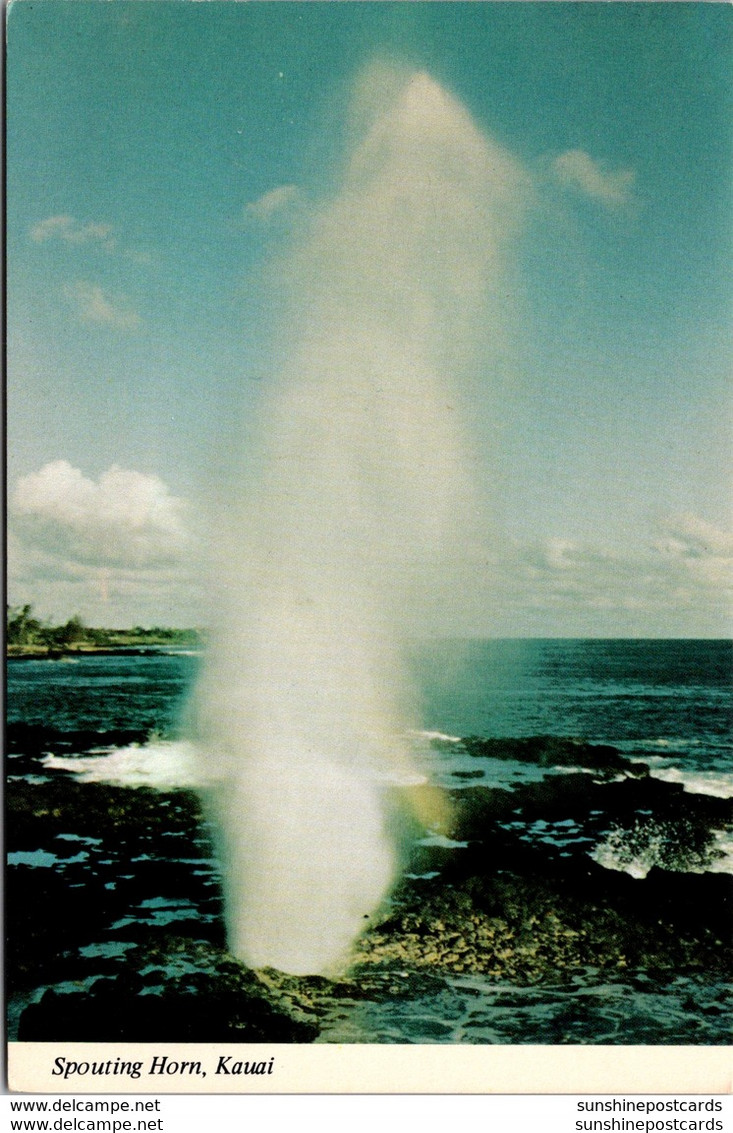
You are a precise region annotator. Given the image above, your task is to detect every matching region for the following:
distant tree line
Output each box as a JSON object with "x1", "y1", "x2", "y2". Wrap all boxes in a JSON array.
[{"x1": 6, "y1": 604, "x2": 201, "y2": 651}]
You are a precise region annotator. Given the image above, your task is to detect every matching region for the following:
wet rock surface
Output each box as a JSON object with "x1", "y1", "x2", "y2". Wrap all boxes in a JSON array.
[
  {"x1": 355, "y1": 859, "x2": 731, "y2": 983},
  {"x1": 459, "y1": 735, "x2": 644, "y2": 776},
  {"x1": 7, "y1": 735, "x2": 732, "y2": 1043},
  {"x1": 18, "y1": 941, "x2": 319, "y2": 1043}
]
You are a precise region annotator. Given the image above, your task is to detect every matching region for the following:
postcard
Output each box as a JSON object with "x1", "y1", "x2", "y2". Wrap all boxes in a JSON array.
[{"x1": 6, "y1": 0, "x2": 732, "y2": 1096}]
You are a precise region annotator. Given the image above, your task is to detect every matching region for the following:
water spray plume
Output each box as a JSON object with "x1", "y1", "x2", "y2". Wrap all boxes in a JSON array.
[{"x1": 196, "y1": 69, "x2": 525, "y2": 975}]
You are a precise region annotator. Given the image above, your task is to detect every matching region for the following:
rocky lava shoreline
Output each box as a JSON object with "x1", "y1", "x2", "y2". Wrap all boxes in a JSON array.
[{"x1": 7, "y1": 731, "x2": 732, "y2": 1043}]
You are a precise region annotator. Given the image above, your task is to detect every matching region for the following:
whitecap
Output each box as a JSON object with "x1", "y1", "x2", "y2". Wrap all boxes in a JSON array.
[
  {"x1": 41, "y1": 739, "x2": 203, "y2": 790},
  {"x1": 648, "y1": 765, "x2": 733, "y2": 799}
]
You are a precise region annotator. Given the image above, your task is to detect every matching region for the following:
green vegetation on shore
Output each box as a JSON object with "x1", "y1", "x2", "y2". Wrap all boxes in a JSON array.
[{"x1": 6, "y1": 604, "x2": 201, "y2": 655}]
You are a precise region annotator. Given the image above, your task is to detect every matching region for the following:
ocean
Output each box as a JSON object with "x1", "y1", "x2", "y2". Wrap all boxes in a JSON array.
[{"x1": 6, "y1": 639, "x2": 732, "y2": 1044}]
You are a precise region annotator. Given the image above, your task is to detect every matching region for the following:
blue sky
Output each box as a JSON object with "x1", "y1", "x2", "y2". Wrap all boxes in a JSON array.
[{"x1": 7, "y1": 1, "x2": 732, "y2": 635}]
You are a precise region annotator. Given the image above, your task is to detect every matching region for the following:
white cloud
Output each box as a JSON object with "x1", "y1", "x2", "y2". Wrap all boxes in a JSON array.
[
  {"x1": 9, "y1": 467, "x2": 729, "y2": 636},
  {"x1": 8, "y1": 461, "x2": 203, "y2": 627},
  {"x1": 31, "y1": 214, "x2": 153, "y2": 264},
  {"x1": 245, "y1": 184, "x2": 300, "y2": 223},
  {"x1": 64, "y1": 280, "x2": 141, "y2": 329},
  {"x1": 31, "y1": 214, "x2": 117, "y2": 251},
  {"x1": 656, "y1": 512, "x2": 733, "y2": 559},
  {"x1": 11, "y1": 461, "x2": 191, "y2": 570},
  {"x1": 654, "y1": 513, "x2": 733, "y2": 591},
  {"x1": 426, "y1": 518, "x2": 731, "y2": 637},
  {"x1": 551, "y1": 149, "x2": 636, "y2": 208}
]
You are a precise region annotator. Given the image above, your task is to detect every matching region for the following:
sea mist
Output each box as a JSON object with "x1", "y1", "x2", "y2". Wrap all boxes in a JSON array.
[{"x1": 196, "y1": 68, "x2": 524, "y2": 975}]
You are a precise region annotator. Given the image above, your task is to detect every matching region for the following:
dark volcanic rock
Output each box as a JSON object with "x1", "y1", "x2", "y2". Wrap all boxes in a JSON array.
[
  {"x1": 446, "y1": 763, "x2": 732, "y2": 892},
  {"x1": 8, "y1": 771, "x2": 321, "y2": 1043},
  {"x1": 353, "y1": 863, "x2": 732, "y2": 983},
  {"x1": 8, "y1": 731, "x2": 731, "y2": 1042},
  {"x1": 460, "y1": 735, "x2": 640, "y2": 776},
  {"x1": 6, "y1": 778, "x2": 223, "y2": 990},
  {"x1": 6, "y1": 724, "x2": 159, "y2": 782},
  {"x1": 7, "y1": 723, "x2": 155, "y2": 760},
  {"x1": 7, "y1": 778, "x2": 202, "y2": 846},
  {"x1": 350, "y1": 755, "x2": 733, "y2": 985},
  {"x1": 18, "y1": 941, "x2": 319, "y2": 1043}
]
